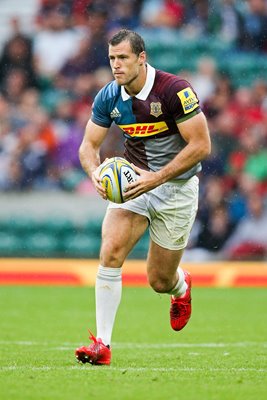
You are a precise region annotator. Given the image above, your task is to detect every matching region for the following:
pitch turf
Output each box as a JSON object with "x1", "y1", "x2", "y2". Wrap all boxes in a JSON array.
[{"x1": 0, "y1": 285, "x2": 266, "y2": 400}]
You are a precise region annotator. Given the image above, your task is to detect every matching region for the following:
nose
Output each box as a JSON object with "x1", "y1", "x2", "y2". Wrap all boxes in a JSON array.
[{"x1": 113, "y1": 58, "x2": 120, "y2": 69}]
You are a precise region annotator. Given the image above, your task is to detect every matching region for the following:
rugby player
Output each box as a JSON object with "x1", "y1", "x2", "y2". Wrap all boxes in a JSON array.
[{"x1": 75, "y1": 29, "x2": 211, "y2": 365}]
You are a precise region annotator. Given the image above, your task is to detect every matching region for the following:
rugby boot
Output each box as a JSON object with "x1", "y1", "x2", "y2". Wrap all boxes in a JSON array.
[
  {"x1": 75, "y1": 331, "x2": 111, "y2": 365},
  {"x1": 170, "y1": 271, "x2": 192, "y2": 331}
]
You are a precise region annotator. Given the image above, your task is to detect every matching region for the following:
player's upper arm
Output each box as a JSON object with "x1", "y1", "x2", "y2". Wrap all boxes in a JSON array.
[
  {"x1": 177, "y1": 111, "x2": 211, "y2": 158},
  {"x1": 80, "y1": 119, "x2": 109, "y2": 152}
]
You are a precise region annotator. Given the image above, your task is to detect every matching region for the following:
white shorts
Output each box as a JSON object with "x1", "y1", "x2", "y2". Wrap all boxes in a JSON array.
[{"x1": 108, "y1": 175, "x2": 199, "y2": 250}]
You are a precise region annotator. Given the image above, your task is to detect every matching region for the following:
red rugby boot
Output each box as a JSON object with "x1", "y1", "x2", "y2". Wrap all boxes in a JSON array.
[
  {"x1": 170, "y1": 271, "x2": 192, "y2": 331},
  {"x1": 75, "y1": 331, "x2": 111, "y2": 365}
]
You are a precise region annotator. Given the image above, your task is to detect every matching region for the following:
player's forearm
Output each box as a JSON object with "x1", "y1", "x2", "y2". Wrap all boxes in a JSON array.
[
  {"x1": 79, "y1": 140, "x2": 101, "y2": 178},
  {"x1": 155, "y1": 139, "x2": 210, "y2": 185}
]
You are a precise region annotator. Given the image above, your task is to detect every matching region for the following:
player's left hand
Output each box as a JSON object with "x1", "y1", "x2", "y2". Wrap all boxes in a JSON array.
[{"x1": 123, "y1": 164, "x2": 160, "y2": 201}]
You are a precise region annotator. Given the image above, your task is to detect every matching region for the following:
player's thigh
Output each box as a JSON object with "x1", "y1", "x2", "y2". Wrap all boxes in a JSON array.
[
  {"x1": 149, "y1": 176, "x2": 199, "y2": 250},
  {"x1": 100, "y1": 208, "x2": 149, "y2": 265},
  {"x1": 146, "y1": 239, "x2": 184, "y2": 291}
]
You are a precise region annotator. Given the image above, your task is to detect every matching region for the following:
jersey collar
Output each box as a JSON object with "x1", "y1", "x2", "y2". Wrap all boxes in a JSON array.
[{"x1": 121, "y1": 63, "x2": 156, "y2": 101}]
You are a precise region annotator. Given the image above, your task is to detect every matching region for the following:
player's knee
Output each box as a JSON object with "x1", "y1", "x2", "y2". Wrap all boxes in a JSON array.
[
  {"x1": 100, "y1": 240, "x2": 124, "y2": 267},
  {"x1": 148, "y1": 275, "x2": 173, "y2": 294}
]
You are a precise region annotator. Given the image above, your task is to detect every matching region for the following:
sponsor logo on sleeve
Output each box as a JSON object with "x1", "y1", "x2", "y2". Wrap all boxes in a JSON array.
[{"x1": 177, "y1": 87, "x2": 199, "y2": 114}]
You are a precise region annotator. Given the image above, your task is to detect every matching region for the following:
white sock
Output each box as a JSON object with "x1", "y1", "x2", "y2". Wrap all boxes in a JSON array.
[
  {"x1": 95, "y1": 265, "x2": 122, "y2": 346},
  {"x1": 168, "y1": 267, "x2": 188, "y2": 298}
]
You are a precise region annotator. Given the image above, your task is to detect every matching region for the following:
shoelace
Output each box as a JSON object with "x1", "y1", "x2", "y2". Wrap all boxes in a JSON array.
[
  {"x1": 88, "y1": 329, "x2": 110, "y2": 349},
  {"x1": 88, "y1": 329, "x2": 98, "y2": 344}
]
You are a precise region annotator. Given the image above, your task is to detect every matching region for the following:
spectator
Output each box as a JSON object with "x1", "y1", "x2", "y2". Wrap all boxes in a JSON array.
[
  {"x1": 140, "y1": 0, "x2": 185, "y2": 30},
  {"x1": 251, "y1": 79, "x2": 267, "y2": 113},
  {"x1": 1, "y1": 68, "x2": 30, "y2": 104},
  {"x1": 33, "y1": 5, "x2": 83, "y2": 80},
  {"x1": 55, "y1": 103, "x2": 90, "y2": 172},
  {"x1": 238, "y1": 0, "x2": 267, "y2": 52},
  {"x1": 203, "y1": 73, "x2": 234, "y2": 121},
  {"x1": 184, "y1": 0, "x2": 222, "y2": 37},
  {"x1": 0, "y1": 33, "x2": 38, "y2": 89},
  {"x1": 90, "y1": 66, "x2": 113, "y2": 97},
  {"x1": 0, "y1": 119, "x2": 18, "y2": 190},
  {"x1": 71, "y1": 0, "x2": 93, "y2": 26},
  {"x1": 58, "y1": 37, "x2": 95, "y2": 80},
  {"x1": 190, "y1": 56, "x2": 217, "y2": 104},
  {"x1": 227, "y1": 86, "x2": 265, "y2": 137},
  {"x1": 31, "y1": 107, "x2": 58, "y2": 154},
  {"x1": 70, "y1": 74, "x2": 95, "y2": 110},
  {"x1": 13, "y1": 109, "x2": 58, "y2": 190},
  {"x1": 0, "y1": 92, "x2": 11, "y2": 121},
  {"x1": 51, "y1": 97, "x2": 76, "y2": 143},
  {"x1": 223, "y1": 192, "x2": 267, "y2": 260},
  {"x1": 243, "y1": 129, "x2": 267, "y2": 187},
  {"x1": 228, "y1": 124, "x2": 267, "y2": 187},
  {"x1": 15, "y1": 122, "x2": 50, "y2": 189},
  {"x1": 184, "y1": 204, "x2": 236, "y2": 261},
  {"x1": 11, "y1": 88, "x2": 40, "y2": 128},
  {"x1": 209, "y1": 110, "x2": 239, "y2": 171},
  {"x1": 85, "y1": 3, "x2": 110, "y2": 68},
  {"x1": 219, "y1": 0, "x2": 243, "y2": 43},
  {"x1": 227, "y1": 172, "x2": 258, "y2": 224},
  {"x1": 196, "y1": 176, "x2": 227, "y2": 225},
  {"x1": 108, "y1": 0, "x2": 141, "y2": 32}
]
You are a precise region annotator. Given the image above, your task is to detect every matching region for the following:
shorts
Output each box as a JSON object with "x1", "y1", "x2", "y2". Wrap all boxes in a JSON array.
[{"x1": 108, "y1": 175, "x2": 199, "y2": 250}]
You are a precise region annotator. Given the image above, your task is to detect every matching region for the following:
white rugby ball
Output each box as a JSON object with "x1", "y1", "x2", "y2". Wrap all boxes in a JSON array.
[{"x1": 99, "y1": 157, "x2": 137, "y2": 203}]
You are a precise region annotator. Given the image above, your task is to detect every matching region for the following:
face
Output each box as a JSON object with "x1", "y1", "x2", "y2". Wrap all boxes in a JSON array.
[{"x1": 108, "y1": 40, "x2": 145, "y2": 87}]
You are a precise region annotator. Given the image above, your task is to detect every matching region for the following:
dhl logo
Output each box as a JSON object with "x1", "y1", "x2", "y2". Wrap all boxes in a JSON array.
[{"x1": 119, "y1": 121, "x2": 168, "y2": 137}]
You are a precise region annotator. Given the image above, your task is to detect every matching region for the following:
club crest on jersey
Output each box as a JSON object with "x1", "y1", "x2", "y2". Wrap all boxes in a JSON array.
[
  {"x1": 177, "y1": 87, "x2": 199, "y2": 114},
  {"x1": 150, "y1": 102, "x2": 163, "y2": 118}
]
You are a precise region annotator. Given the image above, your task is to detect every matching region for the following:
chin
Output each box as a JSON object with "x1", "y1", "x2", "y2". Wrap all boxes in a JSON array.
[{"x1": 115, "y1": 78, "x2": 125, "y2": 85}]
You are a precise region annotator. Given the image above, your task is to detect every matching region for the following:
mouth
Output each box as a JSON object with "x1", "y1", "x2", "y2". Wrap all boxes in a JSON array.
[{"x1": 114, "y1": 72, "x2": 123, "y2": 77}]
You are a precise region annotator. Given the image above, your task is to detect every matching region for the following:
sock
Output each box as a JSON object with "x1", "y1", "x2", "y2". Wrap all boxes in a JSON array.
[
  {"x1": 168, "y1": 267, "x2": 188, "y2": 298},
  {"x1": 95, "y1": 265, "x2": 122, "y2": 346}
]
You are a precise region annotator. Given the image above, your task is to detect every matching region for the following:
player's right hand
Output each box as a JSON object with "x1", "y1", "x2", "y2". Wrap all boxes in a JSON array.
[{"x1": 91, "y1": 160, "x2": 108, "y2": 200}]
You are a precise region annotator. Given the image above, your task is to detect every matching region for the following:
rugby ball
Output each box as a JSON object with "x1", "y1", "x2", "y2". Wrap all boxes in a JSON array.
[{"x1": 99, "y1": 157, "x2": 137, "y2": 203}]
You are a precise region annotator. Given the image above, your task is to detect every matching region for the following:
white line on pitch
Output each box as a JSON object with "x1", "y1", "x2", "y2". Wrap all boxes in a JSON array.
[
  {"x1": 0, "y1": 341, "x2": 266, "y2": 349},
  {"x1": 0, "y1": 366, "x2": 266, "y2": 373}
]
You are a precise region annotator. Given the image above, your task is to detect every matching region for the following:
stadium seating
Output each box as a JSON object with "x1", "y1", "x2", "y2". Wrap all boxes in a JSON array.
[
  {"x1": 0, "y1": 232, "x2": 22, "y2": 256},
  {"x1": 62, "y1": 233, "x2": 101, "y2": 258},
  {"x1": 23, "y1": 232, "x2": 59, "y2": 257},
  {"x1": 143, "y1": 33, "x2": 267, "y2": 86},
  {"x1": 0, "y1": 214, "x2": 150, "y2": 258}
]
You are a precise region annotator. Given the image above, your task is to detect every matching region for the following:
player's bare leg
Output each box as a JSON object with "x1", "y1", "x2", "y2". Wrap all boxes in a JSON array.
[
  {"x1": 76, "y1": 209, "x2": 148, "y2": 365},
  {"x1": 100, "y1": 208, "x2": 149, "y2": 267},
  {"x1": 147, "y1": 240, "x2": 192, "y2": 331}
]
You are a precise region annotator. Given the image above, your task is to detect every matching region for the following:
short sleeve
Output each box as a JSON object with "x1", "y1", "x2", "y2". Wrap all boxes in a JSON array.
[
  {"x1": 91, "y1": 89, "x2": 113, "y2": 128},
  {"x1": 167, "y1": 79, "x2": 201, "y2": 123}
]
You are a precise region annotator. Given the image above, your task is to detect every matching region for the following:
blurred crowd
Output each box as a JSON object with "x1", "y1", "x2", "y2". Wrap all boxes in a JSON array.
[{"x1": 0, "y1": 0, "x2": 267, "y2": 260}]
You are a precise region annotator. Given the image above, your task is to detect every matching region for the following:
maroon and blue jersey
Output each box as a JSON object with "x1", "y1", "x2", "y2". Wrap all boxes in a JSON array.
[{"x1": 91, "y1": 63, "x2": 202, "y2": 180}]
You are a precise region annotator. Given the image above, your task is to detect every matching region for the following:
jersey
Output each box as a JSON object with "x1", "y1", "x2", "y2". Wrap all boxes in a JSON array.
[{"x1": 91, "y1": 63, "x2": 202, "y2": 180}]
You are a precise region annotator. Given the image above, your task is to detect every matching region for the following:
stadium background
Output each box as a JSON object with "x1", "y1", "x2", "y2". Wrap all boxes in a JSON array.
[
  {"x1": 0, "y1": 0, "x2": 267, "y2": 280},
  {"x1": 0, "y1": 2, "x2": 267, "y2": 400}
]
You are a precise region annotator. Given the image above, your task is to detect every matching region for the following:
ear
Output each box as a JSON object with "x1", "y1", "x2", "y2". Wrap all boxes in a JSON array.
[{"x1": 139, "y1": 51, "x2": 146, "y2": 65}]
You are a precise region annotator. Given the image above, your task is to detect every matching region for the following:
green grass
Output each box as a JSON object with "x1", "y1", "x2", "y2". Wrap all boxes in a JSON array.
[{"x1": 0, "y1": 285, "x2": 266, "y2": 400}]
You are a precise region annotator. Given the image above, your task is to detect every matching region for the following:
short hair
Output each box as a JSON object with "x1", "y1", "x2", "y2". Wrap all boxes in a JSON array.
[{"x1": 108, "y1": 29, "x2": 145, "y2": 56}]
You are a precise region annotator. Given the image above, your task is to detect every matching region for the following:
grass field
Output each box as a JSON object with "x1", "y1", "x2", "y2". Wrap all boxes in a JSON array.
[{"x1": 0, "y1": 285, "x2": 266, "y2": 400}]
